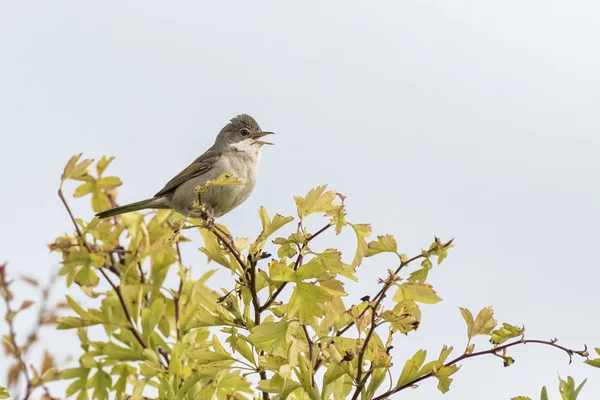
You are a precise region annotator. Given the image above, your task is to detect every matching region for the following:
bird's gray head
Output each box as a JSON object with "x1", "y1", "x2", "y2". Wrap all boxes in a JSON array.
[{"x1": 214, "y1": 114, "x2": 274, "y2": 153}]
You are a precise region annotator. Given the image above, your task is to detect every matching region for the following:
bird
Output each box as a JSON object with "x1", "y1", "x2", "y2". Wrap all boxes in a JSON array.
[{"x1": 96, "y1": 114, "x2": 274, "y2": 221}]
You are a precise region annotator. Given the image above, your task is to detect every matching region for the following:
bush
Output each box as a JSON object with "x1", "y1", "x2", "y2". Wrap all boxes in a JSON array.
[{"x1": 1, "y1": 154, "x2": 598, "y2": 400}]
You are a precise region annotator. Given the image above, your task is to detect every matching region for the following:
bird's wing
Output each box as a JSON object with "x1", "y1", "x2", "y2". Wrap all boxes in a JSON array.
[{"x1": 154, "y1": 150, "x2": 222, "y2": 197}]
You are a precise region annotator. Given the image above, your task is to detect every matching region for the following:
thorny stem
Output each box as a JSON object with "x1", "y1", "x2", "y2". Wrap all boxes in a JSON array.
[
  {"x1": 371, "y1": 339, "x2": 589, "y2": 400},
  {"x1": 259, "y1": 224, "x2": 332, "y2": 312},
  {"x1": 57, "y1": 189, "x2": 165, "y2": 367}
]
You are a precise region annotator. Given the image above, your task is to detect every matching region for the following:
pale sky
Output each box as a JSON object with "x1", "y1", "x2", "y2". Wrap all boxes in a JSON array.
[{"x1": 1, "y1": 1, "x2": 600, "y2": 399}]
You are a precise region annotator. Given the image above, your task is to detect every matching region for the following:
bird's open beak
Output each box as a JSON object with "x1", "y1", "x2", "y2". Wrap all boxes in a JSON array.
[{"x1": 251, "y1": 131, "x2": 275, "y2": 146}]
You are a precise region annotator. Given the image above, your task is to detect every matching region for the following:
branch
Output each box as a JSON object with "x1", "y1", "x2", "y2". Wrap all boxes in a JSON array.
[
  {"x1": 259, "y1": 224, "x2": 332, "y2": 312},
  {"x1": 351, "y1": 299, "x2": 384, "y2": 400},
  {"x1": 173, "y1": 242, "x2": 184, "y2": 341},
  {"x1": 1, "y1": 266, "x2": 33, "y2": 399},
  {"x1": 57, "y1": 189, "x2": 162, "y2": 366},
  {"x1": 302, "y1": 324, "x2": 316, "y2": 388},
  {"x1": 208, "y1": 225, "x2": 247, "y2": 271},
  {"x1": 246, "y1": 255, "x2": 269, "y2": 400},
  {"x1": 336, "y1": 239, "x2": 454, "y2": 337},
  {"x1": 372, "y1": 339, "x2": 588, "y2": 400},
  {"x1": 315, "y1": 239, "x2": 453, "y2": 374}
]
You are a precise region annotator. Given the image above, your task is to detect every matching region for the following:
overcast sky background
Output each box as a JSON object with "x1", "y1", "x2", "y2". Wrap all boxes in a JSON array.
[{"x1": 1, "y1": 1, "x2": 600, "y2": 399}]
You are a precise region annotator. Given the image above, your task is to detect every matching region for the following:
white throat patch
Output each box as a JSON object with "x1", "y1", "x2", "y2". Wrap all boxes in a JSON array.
[{"x1": 230, "y1": 139, "x2": 262, "y2": 159}]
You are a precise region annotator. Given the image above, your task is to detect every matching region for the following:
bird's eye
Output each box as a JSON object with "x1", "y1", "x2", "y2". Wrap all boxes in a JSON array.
[{"x1": 240, "y1": 128, "x2": 250, "y2": 137}]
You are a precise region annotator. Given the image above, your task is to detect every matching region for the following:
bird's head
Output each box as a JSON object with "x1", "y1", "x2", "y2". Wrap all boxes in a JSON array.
[{"x1": 216, "y1": 114, "x2": 274, "y2": 152}]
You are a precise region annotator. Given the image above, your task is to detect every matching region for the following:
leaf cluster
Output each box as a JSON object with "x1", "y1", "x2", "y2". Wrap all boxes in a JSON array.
[{"x1": 6, "y1": 154, "x2": 596, "y2": 400}]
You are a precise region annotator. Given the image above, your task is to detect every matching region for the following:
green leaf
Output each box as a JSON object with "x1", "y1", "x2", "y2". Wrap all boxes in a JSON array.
[
  {"x1": 103, "y1": 343, "x2": 146, "y2": 361},
  {"x1": 558, "y1": 376, "x2": 586, "y2": 400},
  {"x1": 296, "y1": 262, "x2": 327, "y2": 280},
  {"x1": 96, "y1": 176, "x2": 122, "y2": 190},
  {"x1": 541, "y1": 386, "x2": 549, "y2": 400},
  {"x1": 96, "y1": 155, "x2": 115, "y2": 176},
  {"x1": 584, "y1": 348, "x2": 600, "y2": 368},
  {"x1": 294, "y1": 185, "x2": 337, "y2": 219},
  {"x1": 408, "y1": 267, "x2": 429, "y2": 283},
  {"x1": 511, "y1": 397, "x2": 532, "y2": 400},
  {"x1": 461, "y1": 306, "x2": 497, "y2": 340},
  {"x1": 325, "y1": 201, "x2": 347, "y2": 234},
  {"x1": 0, "y1": 386, "x2": 10, "y2": 399},
  {"x1": 366, "y1": 234, "x2": 398, "y2": 256},
  {"x1": 248, "y1": 320, "x2": 289, "y2": 351},
  {"x1": 397, "y1": 349, "x2": 427, "y2": 387},
  {"x1": 584, "y1": 358, "x2": 600, "y2": 368},
  {"x1": 199, "y1": 229, "x2": 233, "y2": 270},
  {"x1": 110, "y1": 364, "x2": 137, "y2": 399},
  {"x1": 394, "y1": 282, "x2": 442, "y2": 304},
  {"x1": 56, "y1": 316, "x2": 103, "y2": 329},
  {"x1": 490, "y1": 323, "x2": 524, "y2": 345},
  {"x1": 158, "y1": 375, "x2": 176, "y2": 400},
  {"x1": 74, "y1": 182, "x2": 94, "y2": 198},
  {"x1": 471, "y1": 306, "x2": 497, "y2": 338},
  {"x1": 434, "y1": 365, "x2": 459, "y2": 394},
  {"x1": 141, "y1": 298, "x2": 167, "y2": 341},
  {"x1": 61, "y1": 154, "x2": 94, "y2": 185},
  {"x1": 87, "y1": 368, "x2": 112, "y2": 400},
  {"x1": 195, "y1": 172, "x2": 243, "y2": 195},
  {"x1": 288, "y1": 282, "x2": 332, "y2": 323},
  {"x1": 189, "y1": 350, "x2": 233, "y2": 364},
  {"x1": 460, "y1": 307, "x2": 474, "y2": 336},
  {"x1": 381, "y1": 300, "x2": 421, "y2": 334},
  {"x1": 249, "y1": 207, "x2": 294, "y2": 257},
  {"x1": 175, "y1": 374, "x2": 204, "y2": 399},
  {"x1": 74, "y1": 264, "x2": 99, "y2": 288},
  {"x1": 350, "y1": 223, "x2": 371, "y2": 268}
]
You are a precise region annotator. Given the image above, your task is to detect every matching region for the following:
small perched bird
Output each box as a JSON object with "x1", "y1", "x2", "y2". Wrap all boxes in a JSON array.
[{"x1": 96, "y1": 114, "x2": 273, "y2": 220}]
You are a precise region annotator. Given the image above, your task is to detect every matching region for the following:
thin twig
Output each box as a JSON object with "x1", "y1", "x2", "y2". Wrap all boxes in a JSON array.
[
  {"x1": 1, "y1": 268, "x2": 33, "y2": 399},
  {"x1": 351, "y1": 298, "x2": 384, "y2": 400},
  {"x1": 336, "y1": 239, "x2": 453, "y2": 337},
  {"x1": 302, "y1": 324, "x2": 316, "y2": 387},
  {"x1": 57, "y1": 190, "x2": 161, "y2": 364},
  {"x1": 246, "y1": 256, "x2": 269, "y2": 400},
  {"x1": 174, "y1": 242, "x2": 184, "y2": 341},
  {"x1": 208, "y1": 225, "x2": 246, "y2": 271},
  {"x1": 371, "y1": 339, "x2": 588, "y2": 400},
  {"x1": 314, "y1": 239, "x2": 454, "y2": 374},
  {"x1": 259, "y1": 224, "x2": 332, "y2": 312}
]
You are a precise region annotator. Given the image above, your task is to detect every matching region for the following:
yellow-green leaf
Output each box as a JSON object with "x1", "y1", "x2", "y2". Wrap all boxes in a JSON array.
[
  {"x1": 199, "y1": 229, "x2": 234, "y2": 270},
  {"x1": 490, "y1": 323, "x2": 524, "y2": 345},
  {"x1": 366, "y1": 234, "x2": 398, "y2": 256},
  {"x1": 394, "y1": 282, "x2": 442, "y2": 304},
  {"x1": 97, "y1": 176, "x2": 122, "y2": 190},
  {"x1": 96, "y1": 155, "x2": 115, "y2": 176},
  {"x1": 434, "y1": 365, "x2": 459, "y2": 394},
  {"x1": 248, "y1": 320, "x2": 289, "y2": 351},
  {"x1": 294, "y1": 186, "x2": 337, "y2": 219},
  {"x1": 397, "y1": 349, "x2": 427, "y2": 387},
  {"x1": 350, "y1": 223, "x2": 371, "y2": 268},
  {"x1": 468, "y1": 306, "x2": 497, "y2": 339},
  {"x1": 288, "y1": 282, "x2": 332, "y2": 323}
]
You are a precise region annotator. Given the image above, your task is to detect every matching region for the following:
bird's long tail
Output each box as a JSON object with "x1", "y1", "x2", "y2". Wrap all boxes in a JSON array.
[{"x1": 96, "y1": 197, "x2": 170, "y2": 219}]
